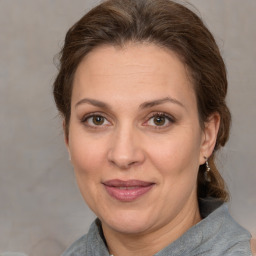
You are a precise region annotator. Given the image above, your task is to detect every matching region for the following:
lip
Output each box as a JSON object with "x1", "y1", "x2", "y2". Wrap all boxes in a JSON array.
[{"x1": 102, "y1": 179, "x2": 155, "y2": 202}]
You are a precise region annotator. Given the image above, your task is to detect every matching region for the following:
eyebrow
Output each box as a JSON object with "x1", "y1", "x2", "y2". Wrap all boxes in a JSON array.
[
  {"x1": 75, "y1": 96, "x2": 184, "y2": 109},
  {"x1": 75, "y1": 98, "x2": 111, "y2": 109},
  {"x1": 139, "y1": 97, "x2": 185, "y2": 109}
]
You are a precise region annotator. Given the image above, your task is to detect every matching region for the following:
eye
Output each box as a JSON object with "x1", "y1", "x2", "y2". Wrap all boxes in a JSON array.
[
  {"x1": 82, "y1": 114, "x2": 111, "y2": 127},
  {"x1": 144, "y1": 113, "x2": 175, "y2": 128}
]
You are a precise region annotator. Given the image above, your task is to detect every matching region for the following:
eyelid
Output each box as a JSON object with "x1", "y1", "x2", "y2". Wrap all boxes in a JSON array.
[
  {"x1": 80, "y1": 111, "x2": 175, "y2": 129},
  {"x1": 143, "y1": 112, "x2": 175, "y2": 128},
  {"x1": 81, "y1": 112, "x2": 112, "y2": 127}
]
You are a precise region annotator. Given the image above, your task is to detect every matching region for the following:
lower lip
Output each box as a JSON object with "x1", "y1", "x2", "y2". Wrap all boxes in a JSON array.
[{"x1": 104, "y1": 185, "x2": 154, "y2": 202}]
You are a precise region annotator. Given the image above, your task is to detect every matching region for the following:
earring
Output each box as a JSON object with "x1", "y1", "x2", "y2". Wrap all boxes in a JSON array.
[{"x1": 204, "y1": 157, "x2": 211, "y2": 182}]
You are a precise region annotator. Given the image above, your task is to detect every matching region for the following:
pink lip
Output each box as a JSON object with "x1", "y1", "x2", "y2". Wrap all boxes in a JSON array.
[{"x1": 102, "y1": 179, "x2": 155, "y2": 202}]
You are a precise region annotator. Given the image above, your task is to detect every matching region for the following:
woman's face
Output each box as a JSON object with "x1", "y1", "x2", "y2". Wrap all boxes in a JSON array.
[{"x1": 67, "y1": 43, "x2": 216, "y2": 235}]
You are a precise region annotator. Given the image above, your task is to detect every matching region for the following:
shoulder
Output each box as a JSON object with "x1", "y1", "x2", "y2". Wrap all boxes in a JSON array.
[
  {"x1": 61, "y1": 219, "x2": 110, "y2": 256},
  {"x1": 197, "y1": 199, "x2": 252, "y2": 255},
  {"x1": 61, "y1": 234, "x2": 88, "y2": 256}
]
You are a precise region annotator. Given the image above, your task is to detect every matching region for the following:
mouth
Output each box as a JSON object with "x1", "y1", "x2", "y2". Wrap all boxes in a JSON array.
[{"x1": 102, "y1": 179, "x2": 155, "y2": 202}]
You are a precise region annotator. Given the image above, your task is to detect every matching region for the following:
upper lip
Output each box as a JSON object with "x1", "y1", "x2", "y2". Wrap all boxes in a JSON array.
[{"x1": 102, "y1": 179, "x2": 154, "y2": 187}]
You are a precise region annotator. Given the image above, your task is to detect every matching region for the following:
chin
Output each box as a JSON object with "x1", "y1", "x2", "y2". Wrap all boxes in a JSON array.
[{"x1": 101, "y1": 209, "x2": 156, "y2": 234}]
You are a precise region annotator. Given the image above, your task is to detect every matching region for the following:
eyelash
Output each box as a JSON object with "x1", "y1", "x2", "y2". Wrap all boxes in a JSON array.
[
  {"x1": 81, "y1": 112, "x2": 111, "y2": 129},
  {"x1": 143, "y1": 112, "x2": 175, "y2": 129},
  {"x1": 81, "y1": 112, "x2": 175, "y2": 129}
]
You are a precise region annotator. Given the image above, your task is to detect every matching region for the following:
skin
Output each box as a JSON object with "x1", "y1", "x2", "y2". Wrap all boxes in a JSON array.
[{"x1": 66, "y1": 43, "x2": 220, "y2": 256}]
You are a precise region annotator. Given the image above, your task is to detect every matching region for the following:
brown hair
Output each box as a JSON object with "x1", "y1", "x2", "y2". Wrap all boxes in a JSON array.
[{"x1": 53, "y1": 0, "x2": 231, "y2": 201}]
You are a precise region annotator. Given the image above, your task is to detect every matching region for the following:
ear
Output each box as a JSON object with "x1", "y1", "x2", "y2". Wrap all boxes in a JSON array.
[
  {"x1": 63, "y1": 120, "x2": 71, "y2": 160},
  {"x1": 199, "y1": 112, "x2": 220, "y2": 165}
]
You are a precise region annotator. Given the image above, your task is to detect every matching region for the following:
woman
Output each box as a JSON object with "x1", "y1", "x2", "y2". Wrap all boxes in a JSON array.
[{"x1": 53, "y1": 0, "x2": 255, "y2": 255}]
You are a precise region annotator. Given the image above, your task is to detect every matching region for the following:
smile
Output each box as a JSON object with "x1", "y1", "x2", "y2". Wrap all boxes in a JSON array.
[{"x1": 102, "y1": 179, "x2": 155, "y2": 202}]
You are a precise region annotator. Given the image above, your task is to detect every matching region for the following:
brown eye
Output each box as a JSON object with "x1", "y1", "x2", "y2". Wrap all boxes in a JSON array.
[
  {"x1": 92, "y1": 116, "x2": 105, "y2": 125},
  {"x1": 144, "y1": 113, "x2": 175, "y2": 128},
  {"x1": 82, "y1": 114, "x2": 111, "y2": 127},
  {"x1": 153, "y1": 116, "x2": 166, "y2": 126}
]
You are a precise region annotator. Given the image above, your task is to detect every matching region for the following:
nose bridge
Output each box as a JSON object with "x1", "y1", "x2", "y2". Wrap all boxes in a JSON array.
[{"x1": 107, "y1": 122, "x2": 144, "y2": 169}]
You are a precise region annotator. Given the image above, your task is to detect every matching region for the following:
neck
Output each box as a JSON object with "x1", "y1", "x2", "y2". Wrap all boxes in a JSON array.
[{"x1": 102, "y1": 195, "x2": 201, "y2": 256}]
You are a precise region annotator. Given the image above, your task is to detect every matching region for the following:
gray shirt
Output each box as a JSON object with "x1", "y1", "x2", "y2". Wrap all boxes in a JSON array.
[{"x1": 62, "y1": 198, "x2": 252, "y2": 255}]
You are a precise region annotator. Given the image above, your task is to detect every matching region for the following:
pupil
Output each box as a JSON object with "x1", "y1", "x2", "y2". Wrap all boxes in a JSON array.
[
  {"x1": 93, "y1": 116, "x2": 104, "y2": 125},
  {"x1": 154, "y1": 116, "x2": 165, "y2": 126}
]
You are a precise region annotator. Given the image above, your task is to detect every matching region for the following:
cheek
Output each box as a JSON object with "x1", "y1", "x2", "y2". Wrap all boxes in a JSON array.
[
  {"x1": 148, "y1": 132, "x2": 201, "y2": 173},
  {"x1": 148, "y1": 134, "x2": 201, "y2": 203},
  {"x1": 69, "y1": 131, "x2": 107, "y2": 176},
  {"x1": 68, "y1": 131, "x2": 108, "y2": 209}
]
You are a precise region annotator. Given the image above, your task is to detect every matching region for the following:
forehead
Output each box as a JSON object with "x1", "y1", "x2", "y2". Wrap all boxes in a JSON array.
[
  {"x1": 75, "y1": 42, "x2": 190, "y2": 78},
  {"x1": 72, "y1": 43, "x2": 196, "y2": 108}
]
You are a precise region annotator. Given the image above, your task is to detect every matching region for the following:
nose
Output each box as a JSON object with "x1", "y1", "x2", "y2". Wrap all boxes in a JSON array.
[{"x1": 107, "y1": 125, "x2": 145, "y2": 169}]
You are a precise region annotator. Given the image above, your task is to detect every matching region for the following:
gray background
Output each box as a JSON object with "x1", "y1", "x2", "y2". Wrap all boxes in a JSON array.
[{"x1": 0, "y1": 0, "x2": 255, "y2": 255}]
